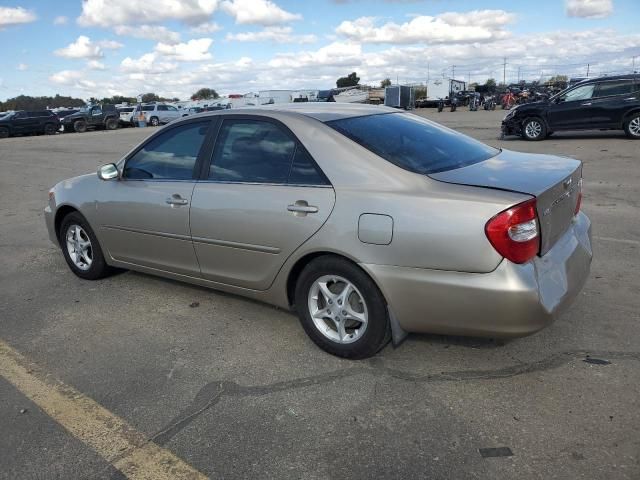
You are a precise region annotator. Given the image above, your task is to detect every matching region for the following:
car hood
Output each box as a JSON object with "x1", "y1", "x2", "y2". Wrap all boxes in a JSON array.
[{"x1": 63, "y1": 112, "x2": 85, "y2": 121}]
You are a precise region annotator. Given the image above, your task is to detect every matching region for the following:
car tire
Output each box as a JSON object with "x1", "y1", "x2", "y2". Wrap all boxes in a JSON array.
[
  {"x1": 106, "y1": 118, "x2": 118, "y2": 130},
  {"x1": 44, "y1": 123, "x2": 56, "y2": 135},
  {"x1": 74, "y1": 120, "x2": 87, "y2": 133},
  {"x1": 624, "y1": 113, "x2": 640, "y2": 139},
  {"x1": 150, "y1": 116, "x2": 159, "y2": 127},
  {"x1": 0, "y1": 127, "x2": 9, "y2": 139},
  {"x1": 294, "y1": 256, "x2": 390, "y2": 359},
  {"x1": 522, "y1": 117, "x2": 547, "y2": 141},
  {"x1": 59, "y1": 211, "x2": 113, "y2": 280}
]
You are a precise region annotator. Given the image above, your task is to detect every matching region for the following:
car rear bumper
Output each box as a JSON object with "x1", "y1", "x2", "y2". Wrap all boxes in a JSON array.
[
  {"x1": 44, "y1": 205, "x2": 58, "y2": 246},
  {"x1": 362, "y1": 212, "x2": 592, "y2": 338}
]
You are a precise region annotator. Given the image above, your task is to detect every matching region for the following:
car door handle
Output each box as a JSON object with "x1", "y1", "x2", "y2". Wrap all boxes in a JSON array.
[
  {"x1": 166, "y1": 195, "x2": 189, "y2": 206},
  {"x1": 287, "y1": 201, "x2": 318, "y2": 214},
  {"x1": 581, "y1": 102, "x2": 592, "y2": 106}
]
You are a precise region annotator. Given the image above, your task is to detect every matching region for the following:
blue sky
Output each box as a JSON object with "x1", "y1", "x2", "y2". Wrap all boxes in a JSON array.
[{"x1": 1, "y1": 0, "x2": 639, "y2": 101}]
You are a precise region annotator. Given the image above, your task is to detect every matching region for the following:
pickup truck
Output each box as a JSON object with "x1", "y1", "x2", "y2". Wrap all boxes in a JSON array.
[{"x1": 62, "y1": 104, "x2": 119, "y2": 133}]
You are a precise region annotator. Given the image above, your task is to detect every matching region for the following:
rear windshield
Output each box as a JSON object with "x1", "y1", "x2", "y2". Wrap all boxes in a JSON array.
[{"x1": 326, "y1": 113, "x2": 498, "y2": 174}]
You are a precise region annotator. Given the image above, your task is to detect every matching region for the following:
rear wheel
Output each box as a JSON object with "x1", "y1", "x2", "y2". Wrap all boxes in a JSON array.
[
  {"x1": 105, "y1": 118, "x2": 118, "y2": 130},
  {"x1": 59, "y1": 212, "x2": 113, "y2": 280},
  {"x1": 74, "y1": 120, "x2": 87, "y2": 133},
  {"x1": 624, "y1": 113, "x2": 640, "y2": 139},
  {"x1": 0, "y1": 127, "x2": 9, "y2": 139},
  {"x1": 44, "y1": 123, "x2": 56, "y2": 135},
  {"x1": 294, "y1": 256, "x2": 390, "y2": 359},
  {"x1": 522, "y1": 117, "x2": 546, "y2": 141}
]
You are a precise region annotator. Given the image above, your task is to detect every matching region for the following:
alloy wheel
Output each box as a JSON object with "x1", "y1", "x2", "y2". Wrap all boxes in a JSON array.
[
  {"x1": 307, "y1": 275, "x2": 368, "y2": 344},
  {"x1": 66, "y1": 224, "x2": 93, "y2": 271},
  {"x1": 525, "y1": 120, "x2": 542, "y2": 139},
  {"x1": 629, "y1": 117, "x2": 640, "y2": 137}
]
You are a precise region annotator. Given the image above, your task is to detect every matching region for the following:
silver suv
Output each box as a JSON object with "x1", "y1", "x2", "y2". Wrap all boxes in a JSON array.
[{"x1": 139, "y1": 104, "x2": 181, "y2": 126}]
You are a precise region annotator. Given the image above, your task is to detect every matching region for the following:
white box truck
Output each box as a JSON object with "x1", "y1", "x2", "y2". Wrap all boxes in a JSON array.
[{"x1": 419, "y1": 79, "x2": 466, "y2": 106}]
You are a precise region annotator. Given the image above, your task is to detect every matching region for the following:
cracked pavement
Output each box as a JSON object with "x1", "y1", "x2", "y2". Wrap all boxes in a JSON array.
[{"x1": 1, "y1": 110, "x2": 639, "y2": 479}]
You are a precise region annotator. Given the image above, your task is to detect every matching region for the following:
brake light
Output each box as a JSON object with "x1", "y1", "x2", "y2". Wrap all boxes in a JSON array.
[
  {"x1": 485, "y1": 199, "x2": 540, "y2": 264},
  {"x1": 574, "y1": 178, "x2": 583, "y2": 215}
]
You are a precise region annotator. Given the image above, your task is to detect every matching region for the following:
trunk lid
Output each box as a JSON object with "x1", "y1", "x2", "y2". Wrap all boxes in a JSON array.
[{"x1": 429, "y1": 149, "x2": 582, "y2": 255}]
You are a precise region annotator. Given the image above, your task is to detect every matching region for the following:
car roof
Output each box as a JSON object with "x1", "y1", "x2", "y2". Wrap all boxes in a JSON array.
[
  {"x1": 183, "y1": 103, "x2": 398, "y2": 123},
  {"x1": 576, "y1": 73, "x2": 640, "y2": 85}
]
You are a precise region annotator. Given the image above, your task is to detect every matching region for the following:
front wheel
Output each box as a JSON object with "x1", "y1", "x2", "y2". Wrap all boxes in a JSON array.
[
  {"x1": 74, "y1": 120, "x2": 87, "y2": 133},
  {"x1": 522, "y1": 117, "x2": 547, "y2": 141},
  {"x1": 624, "y1": 113, "x2": 640, "y2": 139},
  {"x1": 105, "y1": 118, "x2": 118, "y2": 130},
  {"x1": 0, "y1": 127, "x2": 9, "y2": 139},
  {"x1": 59, "y1": 212, "x2": 113, "y2": 280},
  {"x1": 44, "y1": 123, "x2": 56, "y2": 135},
  {"x1": 294, "y1": 256, "x2": 390, "y2": 359}
]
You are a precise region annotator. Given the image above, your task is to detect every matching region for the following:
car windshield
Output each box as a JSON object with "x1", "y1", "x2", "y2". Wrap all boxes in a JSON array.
[{"x1": 326, "y1": 113, "x2": 499, "y2": 174}]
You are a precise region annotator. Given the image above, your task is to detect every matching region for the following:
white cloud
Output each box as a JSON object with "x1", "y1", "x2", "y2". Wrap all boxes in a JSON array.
[
  {"x1": 120, "y1": 53, "x2": 178, "y2": 73},
  {"x1": 88, "y1": 60, "x2": 106, "y2": 70},
  {"x1": 566, "y1": 0, "x2": 612, "y2": 18},
  {"x1": 54, "y1": 36, "x2": 104, "y2": 59},
  {"x1": 98, "y1": 39, "x2": 124, "y2": 50},
  {"x1": 53, "y1": 15, "x2": 68, "y2": 26},
  {"x1": 337, "y1": 10, "x2": 515, "y2": 45},
  {"x1": 155, "y1": 38, "x2": 213, "y2": 61},
  {"x1": 78, "y1": 0, "x2": 219, "y2": 27},
  {"x1": 190, "y1": 22, "x2": 223, "y2": 34},
  {"x1": 0, "y1": 6, "x2": 36, "y2": 29},
  {"x1": 221, "y1": 0, "x2": 301, "y2": 26},
  {"x1": 17, "y1": 63, "x2": 28, "y2": 71},
  {"x1": 226, "y1": 26, "x2": 316, "y2": 44},
  {"x1": 268, "y1": 41, "x2": 362, "y2": 69},
  {"x1": 114, "y1": 25, "x2": 181, "y2": 44},
  {"x1": 49, "y1": 70, "x2": 83, "y2": 85}
]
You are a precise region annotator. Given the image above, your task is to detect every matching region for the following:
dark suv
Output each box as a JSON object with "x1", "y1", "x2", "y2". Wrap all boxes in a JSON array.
[
  {"x1": 62, "y1": 104, "x2": 119, "y2": 133},
  {"x1": 502, "y1": 74, "x2": 640, "y2": 140},
  {"x1": 0, "y1": 110, "x2": 60, "y2": 138}
]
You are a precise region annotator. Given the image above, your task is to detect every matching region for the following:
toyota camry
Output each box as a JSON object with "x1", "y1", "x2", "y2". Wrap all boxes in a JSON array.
[{"x1": 45, "y1": 104, "x2": 592, "y2": 358}]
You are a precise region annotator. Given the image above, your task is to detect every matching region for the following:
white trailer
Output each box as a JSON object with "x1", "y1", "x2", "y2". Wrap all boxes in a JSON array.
[{"x1": 424, "y1": 78, "x2": 466, "y2": 105}]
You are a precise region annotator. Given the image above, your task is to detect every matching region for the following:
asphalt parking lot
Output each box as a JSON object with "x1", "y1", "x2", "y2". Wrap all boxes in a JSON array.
[{"x1": 1, "y1": 109, "x2": 639, "y2": 480}]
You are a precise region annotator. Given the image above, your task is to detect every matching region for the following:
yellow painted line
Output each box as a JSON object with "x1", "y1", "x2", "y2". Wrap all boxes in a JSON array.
[{"x1": 0, "y1": 339, "x2": 208, "y2": 480}]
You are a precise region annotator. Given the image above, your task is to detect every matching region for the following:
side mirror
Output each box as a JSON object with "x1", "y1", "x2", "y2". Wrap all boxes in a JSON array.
[{"x1": 98, "y1": 163, "x2": 119, "y2": 181}]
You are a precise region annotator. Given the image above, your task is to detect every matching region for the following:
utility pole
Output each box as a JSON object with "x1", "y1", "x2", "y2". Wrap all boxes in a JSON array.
[
  {"x1": 468, "y1": 71, "x2": 471, "y2": 85},
  {"x1": 586, "y1": 63, "x2": 590, "y2": 77},
  {"x1": 502, "y1": 57, "x2": 507, "y2": 85},
  {"x1": 517, "y1": 66, "x2": 521, "y2": 83},
  {"x1": 451, "y1": 64, "x2": 456, "y2": 80},
  {"x1": 427, "y1": 62, "x2": 430, "y2": 83},
  {"x1": 633, "y1": 56, "x2": 638, "y2": 73}
]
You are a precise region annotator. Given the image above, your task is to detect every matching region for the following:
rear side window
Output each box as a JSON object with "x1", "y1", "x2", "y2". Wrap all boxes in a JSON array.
[
  {"x1": 209, "y1": 119, "x2": 295, "y2": 183},
  {"x1": 142, "y1": 106, "x2": 155, "y2": 112},
  {"x1": 124, "y1": 121, "x2": 209, "y2": 180},
  {"x1": 289, "y1": 147, "x2": 329, "y2": 185},
  {"x1": 327, "y1": 113, "x2": 498, "y2": 175},
  {"x1": 595, "y1": 80, "x2": 633, "y2": 97}
]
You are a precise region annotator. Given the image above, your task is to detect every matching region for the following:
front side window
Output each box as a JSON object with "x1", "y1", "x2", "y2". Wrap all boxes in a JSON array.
[
  {"x1": 158, "y1": 105, "x2": 168, "y2": 111},
  {"x1": 327, "y1": 113, "x2": 498, "y2": 175},
  {"x1": 142, "y1": 106, "x2": 155, "y2": 112},
  {"x1": 595, "y1": 80, "x2": 633, "y2": 97},
  {"x1": 209, "y1": 119, "x2": 295, "y2": 183},
  {"x1": 167, "y1": 106, "x2": 178, "y2": 112},
  {"x1": 124, "y1": 121, "x2": 209, "y2": 180},
  {"x1": 559, "y1": 84, "x2": 595, "y2": 102}
]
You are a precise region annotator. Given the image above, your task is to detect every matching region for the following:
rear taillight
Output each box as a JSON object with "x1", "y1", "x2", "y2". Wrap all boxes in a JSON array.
[
  {"x1": 574, "y1": 178, "x2": 583, "y2": 215},
  {"x1": 485, "y1": 199, "x2": 540, "y2": 264}
]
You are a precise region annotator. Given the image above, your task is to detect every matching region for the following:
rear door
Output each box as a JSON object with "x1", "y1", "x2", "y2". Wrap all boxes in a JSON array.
[
  {"x1": 190, "y1": 116, "x2": 335, "y2": 290},
  {"x1": 590, "y1": 79, "x2": 636, "y2": 128},
  {"x1": 97, "y1": 119, "x2": 213, "y2": 275},
  {"x1": 547, "y1": 83, "x2": 596, "y2": 130}
]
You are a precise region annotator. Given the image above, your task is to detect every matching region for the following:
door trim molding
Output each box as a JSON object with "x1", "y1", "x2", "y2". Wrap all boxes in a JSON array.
[
  {"x1": 191, "y1": 235, "x2": 281, "y2": 254},
  {"x1": 102, "y1": 225, "x2": 192, "y2": 242}
]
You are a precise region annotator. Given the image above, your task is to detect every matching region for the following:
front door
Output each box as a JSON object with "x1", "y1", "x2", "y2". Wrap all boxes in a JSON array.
[
  {"x1": 547, "y1": 83, "x2": 596, "y2": 130},
  {"x1": 96, "y1": 120, "x2": 212, "y2": 276},
  {"x1": 190, "y1": 117, "x2": 335, "y2": 290},
  {"x1": 12, "y1": 112, "x2": 37, "y2": 133}
]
